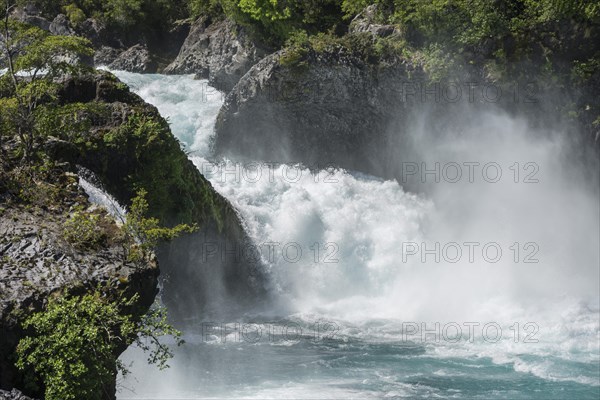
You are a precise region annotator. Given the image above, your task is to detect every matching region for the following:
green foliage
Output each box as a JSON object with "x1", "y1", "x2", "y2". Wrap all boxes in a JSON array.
[
  {"x1": 188, "y1": 0, "x2": 224, "y2": 18},
  {"x1": 0, "y1": 159, "x2": 67, "y2": 206},
  {"x1": 5, "y1": 20, "x2": 92, "y2": 76},
  {"x1": 341, "y1": 0, "x2": 371, "y2": 18},
  {"x1": 96, "y1": 111, "x2": 225, "y2": 227},
  {"x1": 122, "y1": 189, "x2": 197, "y2": 262},
  {"x1": 64, "y1": 3, "x2": 87, "y2": 26},
  {"x1": 16, "y1": 290, "x2": 183, "y2": 400},
  {"x1": 19, "y1": 0, "x2": 188, "y2": 31},
  {"x1": 0, "y1": 16, "x2": 92, "y2": 160},
  {"x1": 521, "y1": 0, "x2": 600, "y2": 23},
  {"x1": 572, "y1": 54, "x2": 600, "y2": 79},
  {"x1": 279, "y1": 29, "x2": 310, "y2": 67},
  {"x1": 280, "y1": 30, "x2": 404, "y2": 68},
  {"x1": 101, "y1": 0, "x2": 155, "y2": 28},
  {"x1": 238, "y1": 0, "x2": 291, "y2": 25},
  {"x1": 187, "y1": 0, "x2": 345, "y2": 45},
  {"x1": 62, "y1": 209, "x2": 110, "y2": 250},
  {"x1": 411, "y1": 43, "x2": 456, "y2": 80},
  {"x1": 36, "y1": 102, "x2": 111, "y2": 146}
]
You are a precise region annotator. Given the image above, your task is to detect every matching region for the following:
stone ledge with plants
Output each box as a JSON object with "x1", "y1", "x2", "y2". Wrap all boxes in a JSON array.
[{"x1": 0, "y1": 9, "x2": 257, "y2": 400}]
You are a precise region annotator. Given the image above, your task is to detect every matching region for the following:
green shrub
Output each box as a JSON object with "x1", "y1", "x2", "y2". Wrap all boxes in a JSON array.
[
  {"x1": 279, "y1": 29, "x2": 310, "y2": 67},
  {"x1": 16, "y1": 290, "x2": 183, "y2": 400},
  {"x1": 64, "y1": 3, "x2": 86, "y2": 26},
  {"x1": 62, "y1": 210, "x2": 108, "y2": 250},
  {"x1": 0, "y1": 17, "x2": 92, "y2": 160},
  {"x1": 341, "y1": 0, "x2": 371, "y2": 18},
  {"x1": 122, "y1": 189, "x2": 197, "y2": 262},
  {"x1": 0, "y1": 161, "x2": 66, "y2": 206}
]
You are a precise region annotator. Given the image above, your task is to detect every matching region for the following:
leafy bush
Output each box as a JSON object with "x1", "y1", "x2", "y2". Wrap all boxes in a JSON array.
[
  {"x1": 280, "y1": 30, "x2": 404, "y2": 68},
  {"x1": 188, "y1": 0, "x2": 345, "y2": 45},
  {"x1": 0, "y1": 17, "x2": 92, "y2": 160},
  {"x1": 16, "y1": 290, "x2": 183, "y2": 400},
  {"x1": 64, "y1": 3, "x2": 86, "y2": 26},
  {"x1": 122, "y1": 189, "x2": 197, "y2": 262},
  {"x1": 341, "y1": 0, "x2": 371, "y2": 18},
  {"x1": 62, "y1": 210, "x2": 109, "y2": 250}
]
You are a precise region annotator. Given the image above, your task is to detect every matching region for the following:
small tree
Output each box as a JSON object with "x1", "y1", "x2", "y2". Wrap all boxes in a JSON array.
[
  {"x1": 16, "y1": 290, "x2": 183, "y2": 400},
  {"x1": 122, "y1": 188, "x2": 198, "y2": 262},
  {"x1": 0, "y1": 0, "x2": 92, "y2": 160}
]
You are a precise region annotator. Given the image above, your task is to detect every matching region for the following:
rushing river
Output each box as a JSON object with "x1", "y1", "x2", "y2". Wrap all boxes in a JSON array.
[{"x1": 112, "y1": 71, "x2": 599, "y2": 399}]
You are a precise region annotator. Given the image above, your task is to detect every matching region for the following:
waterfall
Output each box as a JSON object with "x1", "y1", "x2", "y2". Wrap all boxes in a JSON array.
[{"x1": 112, "y1": 71, "x2": 600, "y2": 399}]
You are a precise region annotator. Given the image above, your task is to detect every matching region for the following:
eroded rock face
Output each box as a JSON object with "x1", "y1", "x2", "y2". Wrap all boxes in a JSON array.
[
  {"x1": 350, "y1": 4, "x2": 401, "y2": 38},
  {"x1": 54, "y1": 72, "x2": 268, "y2": 324},
  {"x1": 213, "y1": 48, "x2": 425, "y2": 179},
  {"x1": 49, "y1": 14, "x2": 75, "y2": 36},
  {"x1": 0, "y1": 192, "x2": 159, "y2": 398},
  {"x1": 106, "y1": 44, "x2": 157, "y2": 73},
  {"x1": 164, "y1": 17, "x2": 271, "y2": 92}
]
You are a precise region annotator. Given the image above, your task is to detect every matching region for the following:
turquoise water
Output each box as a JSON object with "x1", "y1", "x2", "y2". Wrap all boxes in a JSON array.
[
  {"x1": 112, "y1": 71, "x2": 600, "y2": 399},
  {"x1": 118, "y1": 318, "x2": 599, "y2": 399}
]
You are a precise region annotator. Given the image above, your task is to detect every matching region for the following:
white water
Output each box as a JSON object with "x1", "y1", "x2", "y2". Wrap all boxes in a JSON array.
[
  {"x1": 113, "y1": 71, "x2": 600, "y2": 398},
  {"x1": 79, "y1": 177, "x2": 127, "y2": 222}
]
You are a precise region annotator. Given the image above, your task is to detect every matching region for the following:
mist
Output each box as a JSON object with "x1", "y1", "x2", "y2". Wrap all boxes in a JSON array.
[{"x1": 114, "y1": 72, "x2": 600, "y2": 399}]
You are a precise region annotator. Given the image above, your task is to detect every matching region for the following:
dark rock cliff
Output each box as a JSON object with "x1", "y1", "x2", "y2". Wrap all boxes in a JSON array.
[
  {"x1": 11, "y1": 5, "x2": 187, "y2": 73},
  {"x1": 54, "y1": 72, "x2": 267, "y2": 323},
  {"x1": 164, "y1": 17, "x2": 272, "y2": 92},
  {"x1": 213, "y1": 46, "x2": 426, "y2": 179},
  {"x1": 213, "y1": 28, "x2": 599, "y2": 183},
  {"x1": 0, "y1": 72, "x2": 266, "y2": 397}
]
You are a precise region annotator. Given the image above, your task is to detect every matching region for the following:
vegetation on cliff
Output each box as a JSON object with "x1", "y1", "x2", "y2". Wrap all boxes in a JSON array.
[
  {"x1": 16, "y1": 290, "x2": 183, "y2": 400},
  {"x1": 15, "y1": 0, "x2": 599, "y2": 96},
  {"x1": 0, "y1": 11, "x2": 202, "y2": 400}
]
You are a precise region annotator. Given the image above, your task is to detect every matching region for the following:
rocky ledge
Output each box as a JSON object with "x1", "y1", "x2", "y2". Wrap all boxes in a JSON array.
[
  {"x1": 0, "y1": 188, "x2": 158, "y2": 398},
  {"x1": 11, "y1": 5, "x2": 185, "y2": 73},
  {"x1": 164, "y1": 17, "x2": 271, "y2": 92},
  {"x1": 51, "y1": 72, "x2": 266, "y2": 323},
  {"x1": 213, "y1": 43, "x2": 426, "y2": 179},
  {"x1": 0, "y1": 71, "x2": 266, "y2": 397}
]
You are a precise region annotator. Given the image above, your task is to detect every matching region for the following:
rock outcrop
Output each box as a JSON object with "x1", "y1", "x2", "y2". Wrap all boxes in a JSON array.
[
  {"x1": 213, "y1": 46, "x2": 426, "y2": 179},
  {"x1": 164, "y1": 17, "x2": 271, "y2": 92},
  {"x1": 105, "y1": 44, "x2": 157, "y2": 73},
  {"x1": 0, "y1": 72, "x2": 266, "y2": 397},
  {"x1": 0, "y1": 201, "x2": 159, "y2": 399},
  {"x1": 349, "y1": 4, "x2": 402, "y2": 38},
  {"x1": 10, "y1": 6, "x2": 187, "y2": 73},
  {"x1": 53, "y1": 72, "x2": 267, "y2": 323},
  {"x1": 213, "y1": 37, "x2": 600, "y2": 181}
]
